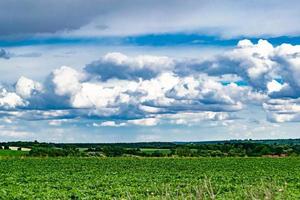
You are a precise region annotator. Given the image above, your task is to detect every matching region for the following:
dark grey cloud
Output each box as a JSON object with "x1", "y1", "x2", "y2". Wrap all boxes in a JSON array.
[
  {"x1": 0, "y1": 48, "x2": 41, "y2": 59},
  {"x1": 85, "y1": 60, "x2": 159, "y2": 81},
  {"x1": 84, "y1": 53, "x2": 173, "y2": 80},
  {"x1": 0, "y1": 0, "x2": 300, "y2": 39},
  {"x1": 0, "y1": 48, "x2": 10, "y2": 59},
  {"x1": 15, "y1": 52, "x2": 42, "y2": 58},
  {"x1": 0, "y1": 0, "x2": 110, "y2": 37}
]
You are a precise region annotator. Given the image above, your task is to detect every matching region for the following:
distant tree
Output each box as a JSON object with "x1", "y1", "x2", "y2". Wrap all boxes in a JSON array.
[
  {"x1": 293, "y1": 145, "x2": 300, "y2": 155},
  {"x1": 210, "y1": 150, "x2": 224, "y2": 157},
  {"x1": 4, "y1": 146, "x2": 9, "y2": 150},
  {"x1": 29, "y1": 147, "x2": 83, "y2": 157},
  {"x1": 125, "y1": 148, "x2": 141, "y2": 155},
  {"x1": 95, "y1": 146, "x2": 102, "y2": 152},
  {"x1": 17, "y1": 147, "x2": 22, "y2": 151},
  {"x1": 260, "y1": 146, "x2": 271, "y2": 155},
  {"x1": 170, "y1": 148, "x2": 176, "y2": 155},
  {"x1": 197, "y1": 149, "x2": 210, "y2": 157},
  {"x1": 86, "y1": 148, "x2": 94, "y2": 152},
  {"x1": 102, "y1": 146, "x2": 124, "y2": 157},
  {"x1": 175, "y1": 147, "x2": 191, "y2": 157},
  {"x1": 228, "y1": 148, "x2": 246, "y2": 157},
  {"x1": 151, "y1": 150, "x2": 164, "y2": 157},
  {"x1": 273, "y1": 146, "x2": 284, "y2": 155}
]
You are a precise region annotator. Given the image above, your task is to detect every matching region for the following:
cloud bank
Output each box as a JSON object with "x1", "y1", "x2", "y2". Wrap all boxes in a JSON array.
[
  {"x1": 1, "y1": 39, "x2": 300, "y2": 125},
  {"x1": 0, "y1": 0, "x2": 300, "y2": 39}
]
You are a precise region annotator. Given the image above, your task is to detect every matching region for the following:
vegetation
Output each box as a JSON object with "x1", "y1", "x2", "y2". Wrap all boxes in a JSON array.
[
  {"x1": 28, "y1": 146, "x2": 84, "y2": 157},
  {"x1": 0, "y1": 157, "x2": 299, "y2": 199},
  {"x1": 0, "y1": 140, "x2": 299, "y2": 199},
  {"x1": 2, "y1": 139, "x2": 299, "y2": 157},
  {"x1": 0, "y1": 149, "x2": 29, "y2": 157}
]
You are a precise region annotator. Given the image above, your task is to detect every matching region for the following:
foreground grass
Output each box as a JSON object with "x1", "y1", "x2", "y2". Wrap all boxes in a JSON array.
[{"x1": 0, "y1": 157, "x2": 299, "y2": 199}]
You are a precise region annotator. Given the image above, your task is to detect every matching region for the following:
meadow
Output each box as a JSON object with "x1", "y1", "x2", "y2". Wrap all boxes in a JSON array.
[
  {"x1": 0, "y1": 149, "x2": 29, "y2": 157},
  {"x1": 0, "y1": 157, "x2": 299, "y2": 199}
]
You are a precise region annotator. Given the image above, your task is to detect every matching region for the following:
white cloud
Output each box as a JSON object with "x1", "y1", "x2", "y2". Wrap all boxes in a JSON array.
[
  {"x1": 179, "y1": 39, "x2": 277, "y2": 90},
  {"x1": 0, "y1": 88, "x2": 27, "y2": 109},
  {"x1": 15, "y1": 76, "x2": 43, "y2": 98},
  {"x1": 48, "y1": 119, "x2": 71, "y2": 126},
  {"x1": 263, "y1": 98, "x2": 300, "y2": 122},
  {"x1": 179, "y1": 40, "x2": 300, "y2": 99},
  {"x1": 93, "y1": 121, "x2": 126, "y2": 127},
  {"x1": 157, "y1": 112, "x2": 232, "y2": 126},
  {"x1": 85, "y1": 52, "x2": 174, "y2": 80},
  {"x1": 267, "y1": 80, "x2": 285, "y2": 94},
  {"x1": 1, "y1": 39, "x2": 300, "y2": 125},
  {"x1": 127, "y1": 118, "x2": 159, "y2": 126},
  {"x1": 51, "y1": 66, "x2": 85, "y2": 96}
]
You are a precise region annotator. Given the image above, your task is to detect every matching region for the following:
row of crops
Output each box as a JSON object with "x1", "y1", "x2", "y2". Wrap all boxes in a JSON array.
[{"x1": 0, "y1": 157, "x2": 299, "y2": 199}]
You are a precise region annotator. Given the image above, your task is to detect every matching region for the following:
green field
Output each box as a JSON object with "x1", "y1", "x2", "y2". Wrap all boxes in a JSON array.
[
  {"x1": 0, "y1": 158, "x2": 299, "y2": 199},
  {"x1": 0, "y1": 149, "x2": 29, "y2": 157}
]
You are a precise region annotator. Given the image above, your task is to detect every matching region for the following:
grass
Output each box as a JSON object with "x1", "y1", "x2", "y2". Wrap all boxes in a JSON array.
[
  {"x1": 0, "y1": 157, "x2": 299, "y2": 199},
  {"x1": 0, "y1": 149, "x2": 29, "y2": 157}
]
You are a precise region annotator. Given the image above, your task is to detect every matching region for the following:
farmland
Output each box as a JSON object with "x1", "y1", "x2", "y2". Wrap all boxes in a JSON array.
[{"x1": 0, "y1": 157, "x2": 299, "y2": 199}]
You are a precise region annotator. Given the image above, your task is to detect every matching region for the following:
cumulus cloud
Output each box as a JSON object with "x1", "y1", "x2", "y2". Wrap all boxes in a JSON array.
[
  {"x1": 175, "y1": 39, "x2": 277, "y2": 90},
  {"x1": 178, "y1": 40, "x2": 300, "y2": 95},
  {"x1": 267, "y1": 80, "x2": 285, "y2": 94},
  {"x1": 1, "y1": 39, "x2": 300, "y2": 124},
  {"x1": 174, "y1": 39, "x2": 300, "y2": 122},
  {"x1": 0, "y1": 66, "x2": 249, "y2": 124},
  {"x1": 263, "y1": 99, "x2": 300, "y2": 123},
  {"x1": 0, "y1": 88, "x2": 27, "y2": 109},
  {"x1": 51, "y1": 67, "x2": 249, "y2": 120},
  {"x1": 85, "y1": 52, "x2": 174, "y2": 80},
  {"x1": 15, "y1": 76, "x2": 43, "y2": 98},
  {"x1": 51, "y1": 66, "x2": 85, "y2": 96}
]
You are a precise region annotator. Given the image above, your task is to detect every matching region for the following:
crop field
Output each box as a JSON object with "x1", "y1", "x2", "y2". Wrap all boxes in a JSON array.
[{"x1": 0, "y1": 158, "x2": 299, "y2": 199}]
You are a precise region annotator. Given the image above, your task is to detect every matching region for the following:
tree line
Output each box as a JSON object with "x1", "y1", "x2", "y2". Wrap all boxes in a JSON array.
[{"x1": 1, "y1": 140, "x2": 299, "y2": 157}]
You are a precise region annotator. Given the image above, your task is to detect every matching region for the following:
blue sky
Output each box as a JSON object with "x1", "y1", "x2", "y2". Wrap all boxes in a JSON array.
[{"x1": 1, "y1": 0, "x2": 300, "y2": 142}]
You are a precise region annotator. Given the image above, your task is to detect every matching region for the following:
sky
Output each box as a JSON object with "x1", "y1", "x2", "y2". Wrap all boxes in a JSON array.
[{"x1": 1, "y1": 0, "x2": 300, "y2": 142}]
